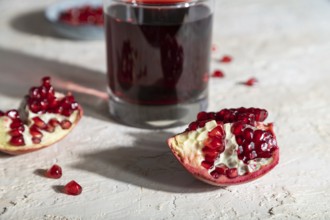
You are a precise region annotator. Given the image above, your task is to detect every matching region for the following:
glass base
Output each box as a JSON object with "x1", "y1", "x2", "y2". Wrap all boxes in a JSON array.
[{"x1": 108, "y1": 96, "x2": 208, "y2": 129}]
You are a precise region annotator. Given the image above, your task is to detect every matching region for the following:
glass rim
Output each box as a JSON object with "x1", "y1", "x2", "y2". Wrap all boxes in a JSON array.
[{"x1": 107, "y1": 0, "x2": 212, "y2": 8}]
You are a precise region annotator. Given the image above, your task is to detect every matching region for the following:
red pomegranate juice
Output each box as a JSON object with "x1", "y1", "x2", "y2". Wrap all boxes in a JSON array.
[{"x1": 105, "y1": 4, "x2": 212, "y2": 105}]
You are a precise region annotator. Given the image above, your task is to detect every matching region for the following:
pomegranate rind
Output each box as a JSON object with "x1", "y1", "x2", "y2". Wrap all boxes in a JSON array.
[{"x1": 0, "y1": 106, "x2": 83, "y2": 156}]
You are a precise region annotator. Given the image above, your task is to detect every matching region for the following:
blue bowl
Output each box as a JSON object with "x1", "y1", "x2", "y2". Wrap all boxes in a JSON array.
[{"x1": 45, "y1": 0, "x2": 104, "y2": 40}]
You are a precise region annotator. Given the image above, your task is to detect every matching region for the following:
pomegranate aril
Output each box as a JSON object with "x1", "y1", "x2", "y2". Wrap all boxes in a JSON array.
[
  {"x1": 39, "y1": 100, "x2": 48, "y2": 111},
  {"x1": 210, "y1": 170, "x2": 221, "y2": 179},
  {"x1": 44, "y1": 125, "x2": 55, "y2": 133},
  {"x1": 235, "y1": 136, "x2": 243, "y2": 145},
  {"x1": 208, "y1": 126, "x2": 225, "y2": 137},
  {"x1": 188, "y1": 122, "x2": 198, "y2": 131},
  {"x1": 62, "y1": 108, "x2": 72, "y2": 117},
  {"x1": 214, "y1": 166, "x2": 227, "y2": 175},
  {"x1": 49, "y1": 118, "x2": 60, "y2": 127},
  {"x1": 198, "y1": 120, "x2": 207, "y2": 128},
  {"x1": 32, "y1": 137, "x2": 41, "y2": 144},
  {"x1": 226, "y1": 168, "x2": 238, "y2": 179},
  {"x1": 212, "y1": 70, "x2": 225, "y2": 78},
  {"x1": 201, "y1": 161, "x2": 213, "y2": 169},
  {"x1": 248, "y1": 151, "x2": 258, "y2": 160},
  {"x1": 48, "y1": 99, "x2": 58, "y2": 109},
  {"x1": 243, "y1": 128, "x2": 253, "y2": 141},
  {"x1": 9, "y1": 127, "x2": 24, "y2": 137},
  {"x1": 61, "y1": 120, "x2": 72, "y2": 129},
  {"x1": 66, "y1": 94, "x2": 75, "y2": 103},
  {"x1": 10, "y1": 119, "x2": 23, "y2": 129},
  {"x1": 9, "y1": 135, "x2": 25, "y2": 146},
  {"x1": 244, "y1": 77, "x2": 258, "y2": 86},
  {"x1": 220, "y1": 55, "x2": 232, "y2": 63},
  {"x1": 42, "y1": 76, "x2": 51, "y2": 87},
  {"x1": 253, "y1": 130, "x2": 264, "y2": 143},
  {"x1": 6, "y1": 110, "x2": 19, "y2": 119},
  {"x1": 197, "y1": 111, "x2": 209, "y2": 121},
  {"x1": 32, "y1": 117, "x2": 46, "y2": 129},
  {"x1": 29, "y1": 87, "x2": 40, "y2": 98},
  {"x1": 64, "y1": 180, "x2": 82, "y2": 196},
  {"x1": 46, "y1": 164, "x2": 62, "y2": 179},
  {"x1": 30, "y1": 126, "x2": 43, "y2": 138},
  {"x1": 29, "y1": 101, "x2": 40, "y2": 113},
  {"x1": 255, "y1": 109, "x2": 268, "y2": 122},
  {"x1": 231, "y1": 122, "x2": 244, "y2": 135},
  {"x1": 205, "y1": 138, "x2": 224, "y2": 151},
  {"x1": 39, "y1": 86, "x2": 48, "y2": 98}
]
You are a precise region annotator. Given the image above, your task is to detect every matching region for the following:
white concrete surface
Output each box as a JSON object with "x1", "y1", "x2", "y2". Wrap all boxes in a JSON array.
[{"x1": 0, "y1": 0, "x2": 330, "y2": 219}]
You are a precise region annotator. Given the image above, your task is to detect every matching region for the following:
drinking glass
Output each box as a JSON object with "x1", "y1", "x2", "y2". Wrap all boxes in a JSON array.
[{"x1": 104, "y1": 0, "x2": 214, "y2": 128}]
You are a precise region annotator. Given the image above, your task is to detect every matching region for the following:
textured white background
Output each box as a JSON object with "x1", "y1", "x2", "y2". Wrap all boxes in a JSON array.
[{"x1": 1, "y1": 0, "x2": 330, "y2": 219}]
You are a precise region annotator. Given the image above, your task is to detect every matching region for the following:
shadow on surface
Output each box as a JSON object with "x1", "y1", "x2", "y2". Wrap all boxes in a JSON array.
[
  {"x1": 52, "y1": 185, "x2": 64, "y2": 194},
  {"x1": 0, "y1": 48, "x2": 110, "y2": 122},
  {"x1": 33, "y1": 169, "x2": 46, "y2": 177},
  {"x1": 72, "y1": 131, "x2": 220, "y2": 193},
  {"x1": 10, "y1": 9, "x2": 68, "y2": 39}
]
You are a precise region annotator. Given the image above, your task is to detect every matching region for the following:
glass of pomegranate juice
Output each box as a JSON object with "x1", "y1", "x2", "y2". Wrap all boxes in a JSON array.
[{"x1": 104, "y1": 0, "x2": 214, "y2": 128}]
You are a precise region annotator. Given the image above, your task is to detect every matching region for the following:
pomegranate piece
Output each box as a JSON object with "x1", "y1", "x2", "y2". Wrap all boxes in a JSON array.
[
  {"x1": 0, "y1": 76, "x2": 83, "y2": 155},
  {"x1": 46, "y1": 164, "x2": 62, "y2": 179},
  {"x1": 219, "y1": 55, "x2": 233, "y2": 63},
  {"x1": 167, "y1": 107, "x2": 279, "y2": 186},
  {"x1": 64, "y1": 180, "x2": 82, "y2": 196},
  {"x1": 211, "y1": 70, "x2": 225, "y2": 78}
]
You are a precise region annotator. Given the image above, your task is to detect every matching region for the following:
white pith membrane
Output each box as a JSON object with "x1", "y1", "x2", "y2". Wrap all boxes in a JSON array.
[
  {"x1": 170, "y1": 120, "x2": 273, "y2": 177},
  {"x1": 0, "y1": 92, "x2": 80, "y2": 153}
]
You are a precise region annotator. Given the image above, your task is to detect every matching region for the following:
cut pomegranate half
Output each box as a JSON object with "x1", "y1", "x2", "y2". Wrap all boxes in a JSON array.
[
  {"x1": 167, "y1": 107, "x2": 279, "y2": 186},
  {"x1": 0, "y1": 77, "x2": 83, "y2": 155}
]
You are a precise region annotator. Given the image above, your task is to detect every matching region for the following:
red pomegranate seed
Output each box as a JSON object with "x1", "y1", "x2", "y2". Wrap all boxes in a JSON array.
[
  {"x1": 207, "y1": 138, "x2": 225, "y2": 151},
  {"x1": 211, "y1": 70, "x2": 225, "y2": 78},
  {"x1": 62, "y1": 108, "x2": 72, "y2": 117},
  {"x1": 9, "y1": 127, "x2": 24, "y2": 137},
  {"x1": 208, "y1": 126, "x2": 225, "y2": 138},
  {"x1": 44, "y1": 125, "x2": 55, "y2": 133},
  {"x1": 210, "y1": 170, "x2": 221, "y2": 179},
  {"x1": 39, "y1": 86, "x2": 48, "y2": 98},
  {"x1": 42, "y1": 76, "x2": 51, "y2": 87},
  {"x1": 32, "y1": 117, "x2": 46, "y2": 129},
  {"x1": 61, "y1": 120, "x2": 72, "y2": 129},
  {"x1": 9, "y1": 135, "x2": 25, "y2": 146},
  {"x1": 29, "y1": 87, "x2": 40, "y2": 99},
  {"x1": 201, "y1": 161, "x2": 213, "y2": 169},
  {"x1": 6, "y1": 110, "x2": 19, "y2": 119},
  {"x1": 244, "y1": 77, "x2": 258, "y2": 86},
  {"x1": 30, "y1": 126, "x2": 43, "y2": 138},
  {"x1": 29, "y1": 101, "x2": 40, "y2": 113},
  {"x1": 197, "y1": 111, "x2": 209, "y2": 121},
  {"x1": 46, "y1": 164, "x2": 62, "y2": 179},
  {"x1": 49, "y1": 118, "x2": 60, "y2": 127},
  {"x1": 220, "y1": 55, "x2": 232, "y2": 63},
  {"x1": 10, "y1": 119, "x2": 23, "y2": 129},
  {"x1": 32, "y1": 137, "x2": 41, "y2": 144},
  {"x1": 226, "y1": 168, "x2": 238, "y2": 179},
  {"x1": 188, "y1": 121, "x2": 198, "y2": 131},
  {"x1": 231, "y1": 122, "x2": 244, "y2": 135},
  {"x1": 64, "y1": 180, "x2": 82, "y2": 196}
]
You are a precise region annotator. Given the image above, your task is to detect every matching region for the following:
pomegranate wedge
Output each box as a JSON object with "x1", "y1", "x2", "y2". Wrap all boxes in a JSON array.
[
  {"x1": 168, "y1": 107, "x2": 279, "y2": 186},
  {"x1": 0, "y1": 77, "x2": 83, "y2": 155}
]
